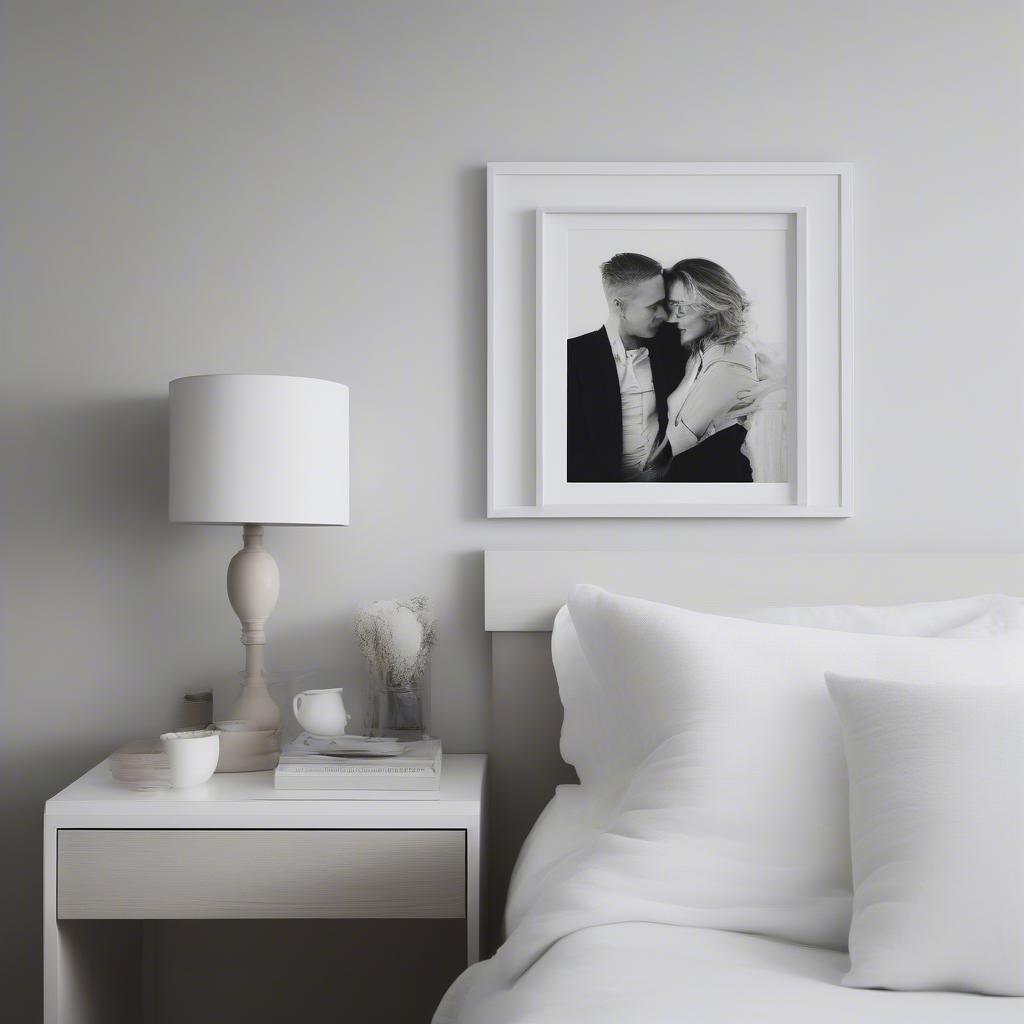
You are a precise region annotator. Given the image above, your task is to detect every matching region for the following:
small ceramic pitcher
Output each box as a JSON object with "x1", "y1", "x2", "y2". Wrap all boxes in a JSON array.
[{"x1": 292, "y1": 687, "x2": 350, "y2": 737}]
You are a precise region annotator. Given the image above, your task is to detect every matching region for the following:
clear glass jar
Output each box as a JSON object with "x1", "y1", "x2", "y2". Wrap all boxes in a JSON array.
[{"x1": 363, "y1": 672, "x2": 425, "y2": 740}]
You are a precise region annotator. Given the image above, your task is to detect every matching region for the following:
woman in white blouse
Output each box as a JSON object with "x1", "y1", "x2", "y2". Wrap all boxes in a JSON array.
[{"x1": 645, "y1": 258, "x2": 782, "y2": 482}]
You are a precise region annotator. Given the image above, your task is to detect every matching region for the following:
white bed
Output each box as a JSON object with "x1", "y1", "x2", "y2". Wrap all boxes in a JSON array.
[{"x1": 437, "y1": 552, "x2": 1024, "y2": 1024}]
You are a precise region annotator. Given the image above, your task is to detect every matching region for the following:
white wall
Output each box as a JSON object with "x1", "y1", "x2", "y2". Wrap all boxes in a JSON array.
[{"x1": 2, "y1": 0, "x2": 1021, "y2": 1014}]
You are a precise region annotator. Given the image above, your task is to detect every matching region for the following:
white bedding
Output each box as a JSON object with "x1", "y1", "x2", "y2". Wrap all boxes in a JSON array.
[
  {"x1": 502, "y1": 784, "x2": 602, "y2": 938},
  {"x1": 499, "y1": 785, "x2": 1024, "y2": 1017},
  {"x1": 435, "y1": 593, "x2": 1024, "y2": 1022},
  {"x1": 447, "y1": 779, "x2": 1023, "y2": 1022},
  {"x1": 437, "y1": 924, "x2": 1022, "y2": 1023}
]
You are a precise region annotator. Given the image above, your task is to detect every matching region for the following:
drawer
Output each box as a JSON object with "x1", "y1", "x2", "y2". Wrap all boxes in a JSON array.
[{"x1": 57, "y1": 829, "x2": 465, "y2": 920}]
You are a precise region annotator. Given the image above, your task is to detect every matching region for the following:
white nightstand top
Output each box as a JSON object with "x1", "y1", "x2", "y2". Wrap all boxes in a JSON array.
[{"x1": 45, "y1": 754, "x2": 487, "y2": 830}]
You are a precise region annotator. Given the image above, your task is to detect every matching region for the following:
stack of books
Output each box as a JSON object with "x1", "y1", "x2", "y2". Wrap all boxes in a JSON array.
[{"x1": 273, "y1": 734, "x2": 443, "y2": 797}]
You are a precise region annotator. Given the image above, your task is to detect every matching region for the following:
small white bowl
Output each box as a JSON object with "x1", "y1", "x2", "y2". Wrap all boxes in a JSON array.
[{"x1": 160, "y1": 729, "x2": 220, "y2": 789}]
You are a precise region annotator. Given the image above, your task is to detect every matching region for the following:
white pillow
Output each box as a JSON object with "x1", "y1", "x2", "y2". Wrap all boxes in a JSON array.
[
  {"x1": 745, "y1": 593, "x2": 1022, "y2": 638},
  {"x1": 826, "y1": 673, "x2": 1024, "y2": 995},
  {"x1": 553, "y1": 593, "x2": 1022, "y2": 791},
  {"x1": 567, "y1": 584, "x2": 1024, "y2": 949}
]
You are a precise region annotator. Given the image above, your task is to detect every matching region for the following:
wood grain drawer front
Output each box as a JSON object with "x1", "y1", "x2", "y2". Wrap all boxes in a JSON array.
[{"x1": 58, "y1": 830, "x2": 465, "y2": 920}]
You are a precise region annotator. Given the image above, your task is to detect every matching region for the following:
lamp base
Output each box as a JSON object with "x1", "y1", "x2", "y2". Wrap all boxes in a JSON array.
[
  {"x1": 225, "y1": 524, "x2": 282, "y2": 733},
  {"x1": 229, "y1": 671, "x2": 281, "y2": 732}
]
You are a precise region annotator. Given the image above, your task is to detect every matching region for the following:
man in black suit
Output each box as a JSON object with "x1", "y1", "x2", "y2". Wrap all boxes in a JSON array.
[{"x1": 567, "y1": 253, "x2": 686, "y2": 482}]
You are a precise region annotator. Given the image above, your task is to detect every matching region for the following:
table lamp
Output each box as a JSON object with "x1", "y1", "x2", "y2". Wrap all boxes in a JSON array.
[{"x1": 169, "y1": 374, "x2": 349, "y2": 733}]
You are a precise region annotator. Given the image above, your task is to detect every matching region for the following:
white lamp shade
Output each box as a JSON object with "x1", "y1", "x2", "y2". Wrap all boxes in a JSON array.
[{"x1": 169, "y1": 374, "x2": 349, "y2": 525}]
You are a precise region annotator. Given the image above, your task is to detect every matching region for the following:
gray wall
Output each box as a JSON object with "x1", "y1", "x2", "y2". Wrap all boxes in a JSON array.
[{"x1": 2, "y1": 0, "x2": 1021, "y2": 1017}]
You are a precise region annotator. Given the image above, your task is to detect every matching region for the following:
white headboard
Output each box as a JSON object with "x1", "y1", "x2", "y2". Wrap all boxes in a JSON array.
[
  {"x1": 482, "y1": 549, "x2": 1024, "y2": 949},
  {"x1": 485, "y1": 550, "x2": 1024, "y2": 631}
]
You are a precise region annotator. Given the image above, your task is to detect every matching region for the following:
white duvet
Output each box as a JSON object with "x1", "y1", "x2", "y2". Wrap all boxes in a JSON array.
[
  {"x1": 437, "y1": 920, "x2": 1021, "y2": 1023},
  {"x1": 437, "y1": 785, "x2": 1022, "y2": 1024}
]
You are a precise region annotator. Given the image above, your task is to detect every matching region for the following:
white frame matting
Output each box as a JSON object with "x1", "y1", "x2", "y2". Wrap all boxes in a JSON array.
[
  {"x1": 487, "y1": 162, "x2": 854, "y2": 518},
  {"x1": 538, "y1": 206, "x2": 800, "y2": 510}
]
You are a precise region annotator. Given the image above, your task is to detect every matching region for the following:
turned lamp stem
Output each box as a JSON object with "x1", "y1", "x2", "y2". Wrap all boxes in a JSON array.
[{"x1": 226, "y1": 524, "x2": 281, "y2": 730}]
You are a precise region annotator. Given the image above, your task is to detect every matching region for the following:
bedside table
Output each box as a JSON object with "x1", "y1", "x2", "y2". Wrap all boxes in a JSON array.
[{"x1": 44, "y1": 754, "x2": 486, "y2": 1024}]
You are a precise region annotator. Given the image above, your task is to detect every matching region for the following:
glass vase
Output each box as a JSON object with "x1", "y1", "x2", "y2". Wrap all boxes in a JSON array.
[{"x1": 363, "y1": 672, "x2": 425, "y2": 740}]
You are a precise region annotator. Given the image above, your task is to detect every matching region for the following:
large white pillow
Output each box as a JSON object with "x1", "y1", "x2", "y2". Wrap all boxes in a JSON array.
[
  {"x1": 567, "y1": 584, "x2": 1024, "y2": 949},
  {"x1": 553, "y1": 593, "x2": 1022, "y2": 791},
  {"x1": 826, "y1": 673, "x2": 1024, "y2": 995}
]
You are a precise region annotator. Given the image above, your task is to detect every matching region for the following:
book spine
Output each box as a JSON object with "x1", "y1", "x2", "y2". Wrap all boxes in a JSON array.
[
  {"x1": 272, "y1": 779, "x2": 441, "y2": 798},
  {"x1": 274, "y1": 768, "x2": 439, "y2": 790},
  {"x1": 276, "y1": 764, "x2": 438, "y2": 777}
]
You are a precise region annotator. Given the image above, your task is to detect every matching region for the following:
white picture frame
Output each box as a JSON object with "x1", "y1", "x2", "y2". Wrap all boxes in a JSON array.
[{"x1": 487, "y1": 162, "x2": 853, "y2": 518}]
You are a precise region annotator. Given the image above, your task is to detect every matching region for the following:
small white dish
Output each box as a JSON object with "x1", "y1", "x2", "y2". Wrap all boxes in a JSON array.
[
  {"x1": 292, "y1": 733, "x2": 407, "y2": 757},
  {"x1": 160, "y1": 729, "x2": 220, "y2": 789}
]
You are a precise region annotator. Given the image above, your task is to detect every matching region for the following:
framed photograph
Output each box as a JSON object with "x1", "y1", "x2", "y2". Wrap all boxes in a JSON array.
[{"x1": 488, "y1": 163, "x2": 852, "y2": 517}]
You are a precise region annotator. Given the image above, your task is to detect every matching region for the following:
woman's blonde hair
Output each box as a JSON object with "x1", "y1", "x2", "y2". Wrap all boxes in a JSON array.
[{"x1": 665, "y1": 258, "x2": 750, "y2": 349}]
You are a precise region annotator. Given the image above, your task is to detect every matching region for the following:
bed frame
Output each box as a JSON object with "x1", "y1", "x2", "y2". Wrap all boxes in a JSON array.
[{"x1": 483, "y1": 549, "x2": 1024, "y2": 949}]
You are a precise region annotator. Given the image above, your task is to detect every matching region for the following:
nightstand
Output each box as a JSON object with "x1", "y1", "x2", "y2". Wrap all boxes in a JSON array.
[{"x1": 44, "y1": 754, "x2": 486, "y2": 1024}]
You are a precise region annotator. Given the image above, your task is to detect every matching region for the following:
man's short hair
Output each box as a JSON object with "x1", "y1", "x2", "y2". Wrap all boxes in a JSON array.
[{"x1": 600, "y1": 252, "x2": 663, "y2": 300}]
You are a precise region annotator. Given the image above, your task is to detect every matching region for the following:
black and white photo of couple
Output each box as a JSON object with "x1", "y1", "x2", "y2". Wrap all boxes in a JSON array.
[{"x1": 567, "y1": 253, "x2": 787, "y2": 484}]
